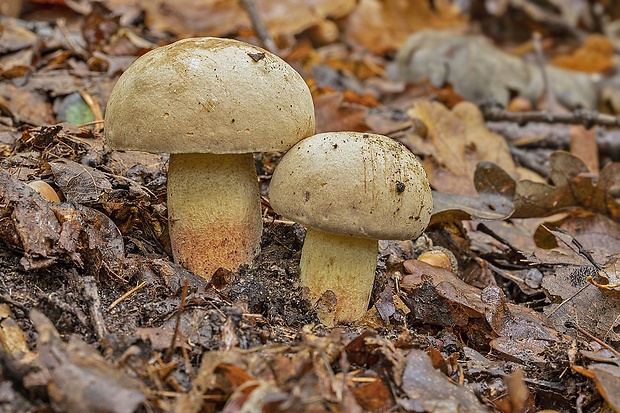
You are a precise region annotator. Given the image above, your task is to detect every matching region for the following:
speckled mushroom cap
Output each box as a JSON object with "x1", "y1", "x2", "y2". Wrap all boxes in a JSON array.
[
  {"x1": 104, "y1": 37, "x2": 315, "y2": 154},
  {"x1": 269, "y1": 132, "x2": 433, "y2": 240}
]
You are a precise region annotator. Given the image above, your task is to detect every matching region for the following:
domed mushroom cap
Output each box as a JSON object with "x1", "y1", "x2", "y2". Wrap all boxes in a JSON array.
[
  {"x1": 269, "y1": 132, "x2": 433, "y2": 240},
  {"x1": 105, "y1": 37, "x2": 315, "y2": 154}
]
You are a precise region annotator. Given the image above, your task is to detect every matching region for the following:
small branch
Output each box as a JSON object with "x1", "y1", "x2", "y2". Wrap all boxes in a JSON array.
[
  {"x1": 532, "y1": 32, "x2": 557, "y2": 112},
  {"x1": 163, "y1": 280, "x2": 189, "y2": 364},
  {"x1": 109, "y1": 281, "x2": 147, "y2": 310},
  {"x1": 239, "y1": 0, "x2": 278, "y2": 54},
  {"x1": 482, "y1": 106, "x2": 620, "y2": 129},
  {"x1": 82, "y1": 275, "x2": 107, "y2": 341}
]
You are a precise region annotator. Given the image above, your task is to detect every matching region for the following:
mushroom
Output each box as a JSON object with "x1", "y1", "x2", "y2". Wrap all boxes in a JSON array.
[
  {"x1": 27, "y1": 180, "x2": 60, "y2": 203},
  {"x1": 269, "y1": 132, "x2": 432, "y2": 325},
  {"x1": 104, "y1": 38, "x2": 315, "y2": 279}
]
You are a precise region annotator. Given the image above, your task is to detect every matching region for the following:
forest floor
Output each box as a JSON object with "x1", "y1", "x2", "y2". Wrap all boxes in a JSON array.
[{"x1": 2, "y1": 0, "x2": 620, "y2": 412}]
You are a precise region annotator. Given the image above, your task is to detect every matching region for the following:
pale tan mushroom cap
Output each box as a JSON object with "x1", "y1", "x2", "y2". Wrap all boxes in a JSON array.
[
  {"x1": 269, "y1": 132, "x2": 433, "y2": 240},
  {"x1": 105, "y1": 37, "x2": 315, "y2": 154}
]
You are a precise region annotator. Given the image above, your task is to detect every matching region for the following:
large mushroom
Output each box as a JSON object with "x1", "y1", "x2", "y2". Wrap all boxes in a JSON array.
[
  {"x1": 269, "y1": 132, "x2": 432, "y2": 325},
  {"x1": 105, "y1": 38, "x2": 315, "y2": 279}
]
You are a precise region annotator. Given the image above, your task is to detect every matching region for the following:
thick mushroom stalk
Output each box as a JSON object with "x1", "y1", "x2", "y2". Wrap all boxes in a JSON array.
[
  {"x1": 300, "y1": 228, "x2": 377, "y2": 326},
  {"x1": 167, "y1": 153, "x2": 261, "y2": 276}
]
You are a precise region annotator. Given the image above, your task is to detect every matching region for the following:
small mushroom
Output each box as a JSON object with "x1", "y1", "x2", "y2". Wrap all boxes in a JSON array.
[
  {"x1": 27, "y1": 180, "x2": 60, "y2": 203},
  {"x1": 105, "y1": 37, "x2": 315, "y2": 279},
  {"x1": 269, "y1": 132, "x2": 432, "y2": 325}
]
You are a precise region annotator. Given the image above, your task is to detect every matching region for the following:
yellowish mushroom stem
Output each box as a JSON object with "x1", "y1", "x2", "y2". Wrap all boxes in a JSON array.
[
  {"x1": 300, "y1": 227, "x2": 378, "y2": 326},
  {"x1": 167, "y1": 153, "x2": 262, "y2": 280}
]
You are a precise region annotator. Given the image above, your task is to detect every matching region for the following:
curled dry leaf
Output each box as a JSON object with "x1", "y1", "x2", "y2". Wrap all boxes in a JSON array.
[
  {"x1": 402, "y1": 260, "x2": 559, "y2": 343},
  {"x1": 482, "y1": 285, "x2": 559, "y2": 342},
  {"x1": 431, "y1": 161, "x2": 516, "y2": 224},
  {"x1": 590, "y1": 364, "x2": 620, "y2": 411},
  {"x1": 0, "y1": 169, "x2": 61, "y2": 268}
]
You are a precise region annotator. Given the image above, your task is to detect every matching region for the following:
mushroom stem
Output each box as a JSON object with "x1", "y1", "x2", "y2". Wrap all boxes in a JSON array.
[
  {"x1": 300, "y1": 227, "x2": 378, "y2": 326},
  {"x1": 167, "y1": 153, "x2": 262, "y2": 279}
]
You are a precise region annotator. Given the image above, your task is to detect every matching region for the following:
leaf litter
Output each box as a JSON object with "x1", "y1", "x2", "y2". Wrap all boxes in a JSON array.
[{"x1": 2, "y1": 1, "x2": 620, "y2": 412}]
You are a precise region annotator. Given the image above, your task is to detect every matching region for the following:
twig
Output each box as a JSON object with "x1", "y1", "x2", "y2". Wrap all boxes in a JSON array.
[
  {"x1": 109, "y1": 281, "x2": 147, "y2": 310},
  {"x1": 55, "y1": 18, "x2": 89, "y2": 59},
  {"x1": 0, "y1": 295, "x2": 28, "y2": 314},
  {"x1": 82, "y1": 275, "x2": 107, "y2": 340},
  {"x1": 482, "y1": 106, "x2": 620, "y2": 129},
  {"x1": 564, "y1": 321, "x2": 620, "y2": 358},
  {"x1": 164, "y1": 280, "x2": 189, "y2": 364},
  {"x1": 238, "y1": 0, "x2": 278, "y2": 54},
  {"x1": 532, "y1": 32, "x2": 557, "y2": 112},
  {"x1": 487, "y1": 122, "x2": 620, "y2": 161},
  {"x1": 37, "y1": 290, "x2": 90, "y2": 328}
]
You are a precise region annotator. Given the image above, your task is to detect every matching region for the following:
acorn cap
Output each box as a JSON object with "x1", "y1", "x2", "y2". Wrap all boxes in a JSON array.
[
  {"x1": 269, "y1": 132, "x2": 433, "y2": 240},
  {"x1": 104, "y1": 37, "x2": 315, "y2": 154}
]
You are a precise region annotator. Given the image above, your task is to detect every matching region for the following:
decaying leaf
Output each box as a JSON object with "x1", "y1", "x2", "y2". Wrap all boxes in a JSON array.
[
  {"x1": 107, "y1": 0, "x2": 355, "y2": 39},
  {"x1": 431, "y1": 161, "x2": 516, "y2": 224},
  {"x1": 513, "y1": 151, "x2": 620, "y2": 220},
  {"x1": 482, "y1": 285, "x2": 558, "y2": 342},
  {"x1": 344, "y1": 0, "x2": 466, "y2": 54},
  {"x1": 0, "y1": 169, "x2": 123, "y2": 273},
  {"x1": 394, "y1": 30, "x2": 597, "y2": 109},
  {"x1": 314, "y1": 91, "x2": 368, "y2": 133},
  {"x1": 402, "y1": 260, "x2": 559, "y2": 343},
  {"x1": 0, "y1": 83, "x2": 55, "y2": 126},
  {"x1": 50, "y1": 158, "x2": 112, "y2": 204},
  {"x1": 490, "y1": 337, "x2": 548, "y2": 365},
  {"x1": 406, "y1": 101, "x2": 516, "y2": 197},
  {"x1": 538, "y1": 214, "x2": 620, "y2": 338},
  {"x1": 589, "y1": 364, "x2": 620, "y2": 412},
  {"x1": 399, "y1": 349, "x2": 489, "y2": 412},
  {"x1": 0, "y1": 169, "x2": 61, "y2": 268},
  {"x1": 31, "y1": 309, "x2": 146, "y2": 413}
]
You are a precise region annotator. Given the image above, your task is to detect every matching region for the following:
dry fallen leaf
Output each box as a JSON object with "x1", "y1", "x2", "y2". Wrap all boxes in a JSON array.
[
  {"x1": 394, "y1": 30, "x2": 597, "y2": 109},
  {"x1": 406, "y1": 101, "x2": 516, "y2": 197},
  {"x1": 539, "y1": 213, "x2": 620, "y2": 338},
  {"x1": 0, "y1": 169, "x2": 123, "y2": 273},
  {"x1": 343, "y1": 0, "x2": 466, "y2": 54},
  {"x1": 0, "y1": 83, "x2": 55, "y2": 126},
  {"x1": 31, "y1": 309, "x2": 147, "y2": 413},
  {"x1": 431, "y1": 161, "x2": 516, "y2": 224},
  {"x1": 50, "y1": 159, "x2": 112, "y2": 204},
  {"x1": 314, "y1": 91, "x2": 368, "y2": 133},
  {"x1": 399, "y1": 349, "x2": 489, "y2": 412},
  {"x1": 513, "y1": 151, "x2": 620, "y2": 219},
  {"x1": 107, "y1": 0, "x2": 355, "y2": 39},
  {"x1": 551, "y1": 34, "x2": 615, "y2": 73}
]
